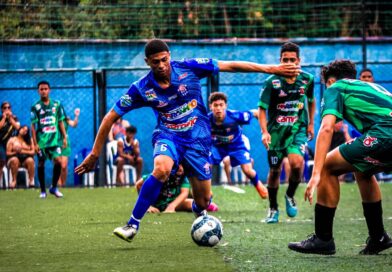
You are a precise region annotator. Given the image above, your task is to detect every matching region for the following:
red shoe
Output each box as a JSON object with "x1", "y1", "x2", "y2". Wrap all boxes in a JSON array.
[
  {"x1": 255, "y1": 182, "x2": 268, "y2": 199},
  {"x1": 207, "y1": 202, "x2": 219, "y2": 212}
]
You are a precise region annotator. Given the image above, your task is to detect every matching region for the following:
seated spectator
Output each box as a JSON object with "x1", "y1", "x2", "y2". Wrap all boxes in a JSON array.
[
  {"x1": 135, "y1": 165, "x2": 218, "y2": 213},
  {"x1": 359, "y1": 68, "x2": 374, "y2": 83},
  {"x1": 6, "y1": 125, "x2": 35, "y2": 188},
  {"x1": 115, "y1": 125, "x2": 143, "y2": 185},
  {"x1": 0, "y1": 101, "x2": 20, "y2": 183},
  {"x1": 108, "y1": 117, "x2": 130, "y2": 142}
]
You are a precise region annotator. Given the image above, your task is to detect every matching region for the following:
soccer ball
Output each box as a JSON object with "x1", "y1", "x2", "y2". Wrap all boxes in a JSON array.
[{"x1": 191, "y1": 215, "x2": 223, "y2": 247}]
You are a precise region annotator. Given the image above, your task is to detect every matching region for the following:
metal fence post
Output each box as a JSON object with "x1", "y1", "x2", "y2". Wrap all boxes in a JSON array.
[{"x1": 96, "y1": 70, "x2": 107, "y2": 187}]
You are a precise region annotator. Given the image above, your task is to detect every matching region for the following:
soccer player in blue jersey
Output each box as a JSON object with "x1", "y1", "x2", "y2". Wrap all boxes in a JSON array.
[
  {"x1": 209, "y1": 92, "x2": 268, "y2": 199},
  {"x1": 75, "y1": 39, "x2": 299, "y2": 243}
]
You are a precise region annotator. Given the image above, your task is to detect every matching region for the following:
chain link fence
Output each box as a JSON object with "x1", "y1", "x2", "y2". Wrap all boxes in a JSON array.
[{"x1": 1, "y1": 61, "x2": 391, "y2": 186}]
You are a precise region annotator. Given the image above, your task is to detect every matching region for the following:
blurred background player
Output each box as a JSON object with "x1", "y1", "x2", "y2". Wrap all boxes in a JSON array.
[
  {"x1": 208, "y1": 92, "x2": 268, "y2": 199},
  {"x1": 135, "y1": 165, "x2": 218, "y2": 213},
  {"x1": 58, "y1": 107, "x2": 80, "y2": 187},
  {"x1": 115, "y1": 125, "x2": 143, "y2": 185},
  {"x1": 6, "y1": 125, "x2": 35, "y2": 188},
  {"x1": 31, "y1": 81, "x2": 67, "y2": 198},
  {"x1": 289, "y1": 59, "x2": 392, "y2": 255},
  {"x1": 75, "y1": 39, "x2": 299, "y2": 243},
  {"x1": 359, "y1": 68, "x2": 374, "y2": 83},
  {"x1": 0, "y1": 101, "x2": 20, "y2": 184},
  {"x1": 258, "y1": 42, "x2": 316, "y2": 223},
  {"x1": 108, "y1": 117, "x2": 130, "y2": 142}
]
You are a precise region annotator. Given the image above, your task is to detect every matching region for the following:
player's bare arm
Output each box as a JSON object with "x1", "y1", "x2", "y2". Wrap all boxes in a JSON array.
[
  {"x1": 258, "y1": 108, "x2": 271, "y2": 150},
  {"x1": 218, "y1": 61, "x2": 300, "y2": 77},
  {"x1": 164, "y1": 188, "x2": 190, "y2": 213},
  {"x1": 305, "y1": 114, "x2": 336, "y2": 204},
  {"x1": 75, "y1": 109, "x2": 120, "y2": 174}
]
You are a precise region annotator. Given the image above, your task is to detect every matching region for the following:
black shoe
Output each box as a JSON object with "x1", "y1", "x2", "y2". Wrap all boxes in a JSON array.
[
  {"x1": 359, "y1": 232, "x2": 392, "y2": 255},
  {"x1": 288, "y1": 234, "x2": 336, "y2": 255}
]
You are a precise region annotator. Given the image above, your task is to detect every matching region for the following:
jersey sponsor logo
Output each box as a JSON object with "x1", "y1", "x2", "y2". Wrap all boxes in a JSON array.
[
  {"x1": 363, "y1": 135, "x2": 378, "y2": 147},
  {"x1": 168, "y1": 94, "x2": 178, "y2": 101},
  {"x1": 120, "y1": 94, "x2": 133, "y2": 107},
  {"x1": 35, "y1": 104, "x2": 41, "y2": 110},
  {"x1": 39, "y1": 109, "x2": 45, "y2": 115},
  {"x1": 276, "y1": 101, "x2": 304, "y2": 112},
  {"x1": 42, "y1": 126, "x2": 57, "y2": 133},
  {"x1": 302, "y1": 80, "x2": 308, "y2": 84},
  {"x1": 40, "y1": 116, "x2": 56, "y2": 125},
  {"x1": 161, "y1": 99, "x2": 197, "y2": 121},
  {"x1": 244, "y1": 151, "x2": 250, "y2": 160},
  {"x1": 278, "y1": 90, "x2": 287, "y2": 97},
  {"x1": 243, "y1": 112, "x2": 250, "y2": 121},
  {"x1": 364, "y1": 156, "x2": 383, "y2": 166},
  {"x1": 272, "y1": 79, "x2": 281, "y2": 89},
  {"x1": 276, "y1": 115, "x2": 298, "y2": 125},
  {"x1": 212, "y1": 134, "x2": 234, "y2": 143},
  {"x1": 145, "y1": 89, "x2": 157, "y2": 101},
  {"x1": 52, "y1": 107, "x2": 56, "y2": 114},
  {"x1": 178, "y1": 72, "x2": 188, "y2": 80},
  {"x1": 194, "y1": 58, "x2": 210, "y2": 64},
  {"x1": 178, "y1": 84, "x2": 188, "y2": 96},
  {"x1": 163, "y1": 116, "x2": 198, "y2": 131},
  {"x1": 56, "y1": 147, "x2": 61, "y2": 154}
]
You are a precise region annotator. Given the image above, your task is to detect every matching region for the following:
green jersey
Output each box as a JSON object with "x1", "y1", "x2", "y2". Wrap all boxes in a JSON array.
[
  {"x1": 322, "y1": 79, "x2": 392, "y2": 138},
  {"x1": 143, "y1": 173, "x2": 190, "y2": 211},
  {"x1": 258, "y1": 72, "x2": 314, "y2": 150},
  {"x1": 31, "y1": 99, "x2": 66, "y2": 149}
]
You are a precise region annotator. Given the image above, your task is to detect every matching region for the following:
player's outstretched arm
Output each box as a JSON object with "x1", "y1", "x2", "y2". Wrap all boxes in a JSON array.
[
  {"x1": 218, "y1": 61, "x2": 300, "y2": 77},
  {"x1": 75, "y1": 109, "x2": 120, "y2": 174}
]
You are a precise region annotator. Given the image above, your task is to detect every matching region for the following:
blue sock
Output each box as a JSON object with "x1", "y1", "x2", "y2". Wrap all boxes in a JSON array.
[
  {"x1": 192, "y1": 200, "x2": 209, "y2": 216},
  {"x1": 250, "y1": 172, "x2": 259, "y2": 187},
  {"x1": 128, "y1": 175, "x2": 163, "y2": 229}
]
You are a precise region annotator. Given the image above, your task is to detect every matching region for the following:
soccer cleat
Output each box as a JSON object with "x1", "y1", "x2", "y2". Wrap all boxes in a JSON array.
[
  {"x1": 265, "y1": 208, "x2": 279, "y2": 224},
  {"x1": 255, "y1": 182, "x2": 268, "y2": 199},
  {"x1": 285, "y1": 194, "x2": 298, "y2": 218},
  {"x1": 359, "y1": 232, "x2": 392, "y2": 255},
  {"x1": 194, "y1": 210, "x2": 207, "y2": 218},
  {"x1": 39, "y1": 192, "x2": 47, "y2": 199},
  {"x1": 49, "y1": 187, "x2": 63, "y2": 198},
  {"x1": 288, "y1": 234, "x2": 336, "y2": 255},
  {"x1": 113, "y1": 224, "x2": 138, "y2": 242},
  {"x1": 207, "y1": 202, "x2": 219, "y2": 212}
]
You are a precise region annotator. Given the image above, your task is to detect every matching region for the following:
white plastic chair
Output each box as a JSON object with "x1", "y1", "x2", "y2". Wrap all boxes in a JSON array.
[
  {"x1": 106, "y1": 141, "x2": 137, "y2": 187},
  {"x1": 220, "y1": 161, "x2": 247, "y2": 184},
  {"x1": 7, "y1": 167, "x2": 31, "y2": 188},
  {"x1": 1, "y1": 166, "x2": 9, "y2": 189}
]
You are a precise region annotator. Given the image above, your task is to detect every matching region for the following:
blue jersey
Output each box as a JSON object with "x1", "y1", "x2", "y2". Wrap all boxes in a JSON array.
[
  {"x1": 114, "y1": 58, "x2": 219, "y2": 146},
  {"x1": 209, "y1": 110, "x2": 253, "y2": 146}
]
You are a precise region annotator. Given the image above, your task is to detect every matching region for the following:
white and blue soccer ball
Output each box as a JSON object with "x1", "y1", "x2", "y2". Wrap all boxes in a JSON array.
[{"x1": 191, "y1": 215, "x2": 223, "y2": 247}]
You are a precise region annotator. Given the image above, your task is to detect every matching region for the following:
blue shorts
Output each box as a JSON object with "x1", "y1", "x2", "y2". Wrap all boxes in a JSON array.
[
  {"x1": 211, "y1": 142, "x2": 252, "y2": 167},
  {"x1": 153, "y1": 137, "x2": 212, "y2": 181}
]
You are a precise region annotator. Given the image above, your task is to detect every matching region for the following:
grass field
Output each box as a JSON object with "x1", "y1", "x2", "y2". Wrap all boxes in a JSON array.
[{"x1": 1, "y1": 183, "x2": 392, "y2": 272}]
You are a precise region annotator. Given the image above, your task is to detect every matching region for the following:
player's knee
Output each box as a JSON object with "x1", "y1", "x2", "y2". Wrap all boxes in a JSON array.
[{"x1": 269, "y1": 168, "x2": 281, "y2": 179}]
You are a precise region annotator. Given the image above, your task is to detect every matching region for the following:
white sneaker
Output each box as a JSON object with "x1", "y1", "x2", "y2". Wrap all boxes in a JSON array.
[
  {"x1": 49, "y1": 187, "x2": 63, "y2": 198},
  {"x1": 39, "y1": 192, "x2": 47, "y2": 199},
  {"x1": 113, "y1": 225, "x2": 138, "y2": 242}
]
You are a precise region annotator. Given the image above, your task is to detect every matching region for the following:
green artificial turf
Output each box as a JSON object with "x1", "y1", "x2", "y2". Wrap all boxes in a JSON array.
[{"x1": 1, "y1": 183, "x2": 391, "y2": 272}]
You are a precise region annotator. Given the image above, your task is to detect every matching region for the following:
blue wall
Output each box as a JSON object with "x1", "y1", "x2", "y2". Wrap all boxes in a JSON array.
[{"x1": 1, "y1": 41, "x2": 391, "y2": 184}]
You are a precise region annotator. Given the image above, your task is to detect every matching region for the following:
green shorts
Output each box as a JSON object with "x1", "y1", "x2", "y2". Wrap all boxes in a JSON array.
[
  {"x1": 267, "y1": 128, "x2": 307, "y2": 168},
  {"x1": 61, "y1": 146, "x2": 71, "y2": 157},
  {"x1": 339, "y1": 134, "x2": 392, "y2": 176},
  {"x1": 38, "y1": 146, "x2": 62, "y2": 161}
]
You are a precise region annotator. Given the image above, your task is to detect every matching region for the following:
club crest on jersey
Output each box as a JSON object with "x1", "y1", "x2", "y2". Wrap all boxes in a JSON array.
[
  {"x1": 299, "y1": 86, "x2": 305, "y2": 95},
  {"x1": 272, "y1": 79, "x2": 281, "y2": 89},
  {"x1": 145, "y1": 89, "x2": 157, "y2": 101},
  {"x1": 178, "y1": 84, "x2": 188, "y2": 96},
  {"x1": 194, "y1": 58, "x2": 210, "y2": 64},
  {"x1": 278, "y1": 90, "x2": 287, "y2": 97},
  {"x1": 120, "y1": 94, "x2": 133, "y2": 107},
  {"x1": 35, "y1": 104, "x2": 41, "y2": 110},
  {"x1": 302, "y1": 80, "x2": 308, "y2": 84},
  {"x1": 363, "y1": 135, "x2": 378, "y2": 147},
  {"x1": 157, "y1": 101, "x2": 168, "y2": 108},
  {"x1": 52, "y1": 107, "x2": 56, "y2": 114},
  {"x1": 178, "y1": 72, "x2": 188, "y2": 80}
]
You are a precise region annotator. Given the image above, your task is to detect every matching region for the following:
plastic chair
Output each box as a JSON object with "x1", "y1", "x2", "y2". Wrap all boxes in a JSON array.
[
  {"x1": 7, "y1": 167, "x2": 31, "y2": 188},
  {"x1": 106, "y1": 141, "x2": 137, "y2": 187},
  {"x1": 1, "y1": 166, "x2": 9, "y2": 189}
]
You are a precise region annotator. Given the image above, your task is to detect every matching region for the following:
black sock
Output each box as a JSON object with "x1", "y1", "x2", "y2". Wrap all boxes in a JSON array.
[
  {"x1": 315, "y1": 203, "x2": 336, "y2": 241},
  {"x1": 38, "y1": 164, "x2": 45, "y2": 192},
  {"x1": 286, "y1": 179, "x2": 300, "y2": 198},
  {"x1": 267, "y1": 187, "x2": 278, "y2": 209},
  {"x1": 363, "y1": 201, "x2": 385, "y2": 240},
  {"x1": 52, "y1": 163, "x2": 61, "y2": 188}
]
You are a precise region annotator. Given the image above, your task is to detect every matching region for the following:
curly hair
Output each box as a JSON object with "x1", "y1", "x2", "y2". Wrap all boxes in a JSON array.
[
  {"x1": 280, "y1": 42, "x2": 300, "y2": 58},
  {"x1": 321, "y1": 59, "x2": 357, "y2": 83},
  {"x1": 208, "y1": 92, "x2": 227, "y2": 104}
]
